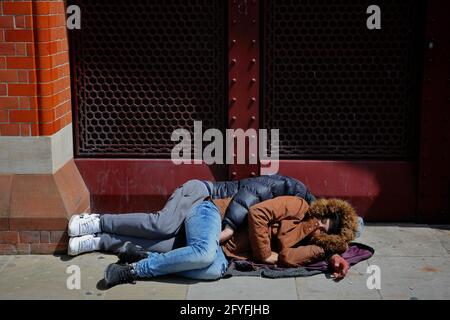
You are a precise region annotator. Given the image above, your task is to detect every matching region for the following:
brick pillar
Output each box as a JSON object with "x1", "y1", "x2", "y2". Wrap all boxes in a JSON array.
[{"x1": 0, "y1": 0, "x2": 89, "y2": 254}]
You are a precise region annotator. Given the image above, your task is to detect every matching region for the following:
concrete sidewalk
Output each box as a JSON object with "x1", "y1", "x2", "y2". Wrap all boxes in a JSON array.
[{"x1": 0, "y1": 224, "x2": 449, "y2": 300}]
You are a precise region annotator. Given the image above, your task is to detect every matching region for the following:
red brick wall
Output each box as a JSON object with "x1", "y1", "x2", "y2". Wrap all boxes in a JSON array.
[
  {"x1": 0, "y1": 230, "x2": 68, "y2": 254},
  {"x1": 0, "y1": 0, "x2": 72, "y2": 136}
]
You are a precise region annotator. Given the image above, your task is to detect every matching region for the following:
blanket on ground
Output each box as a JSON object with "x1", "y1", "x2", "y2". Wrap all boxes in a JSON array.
[{"x1": 223, "y1": 242, "x2": 374, "y2": 279}]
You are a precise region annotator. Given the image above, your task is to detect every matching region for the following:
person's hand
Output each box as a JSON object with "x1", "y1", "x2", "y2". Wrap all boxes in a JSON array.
[
  {"x1": 263, "y1": 252, "x2": 278, "y2": 264},
  {"x1": 329, "y1": 254, "x2": 350, "y2": 280},
  {"x1": 220, "y1": 225, "x2": 234, "y2": 244}
]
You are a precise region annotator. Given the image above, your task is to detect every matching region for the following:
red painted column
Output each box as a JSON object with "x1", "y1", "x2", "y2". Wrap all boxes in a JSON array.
[
  {"x1": 417, "y1": 1, "x2": 450, "y2": 223},
  {"x1": 228, "y1": 0, "x2": 260, "y2": 180}
]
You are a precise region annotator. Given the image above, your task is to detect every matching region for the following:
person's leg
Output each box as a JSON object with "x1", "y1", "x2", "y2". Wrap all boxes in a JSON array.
[
  {"x1": 98, "y1": 233, "x2": 181, "y2": 254},
  {"x1": 131, "y1": 200, "x2": 221, "y2": 278},
  {"x1": 100, "y1": 179, "x2": 210, "y2": 239},
  {"x1": 176, "y1": 246, "x2": 228, "y2": 280}
]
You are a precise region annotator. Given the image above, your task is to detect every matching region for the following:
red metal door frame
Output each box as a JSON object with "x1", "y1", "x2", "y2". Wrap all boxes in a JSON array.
[
  {"x1": 228, "y1": 0, "x2": 260, "y2": 180},
  {"x1": 75, "y1": 159, "x2": 227, "y2": 213},
  {"x1": 417, "y1": 0, "x2": 450, "y2": 223},
  {"x1": 271, "y1": 160, "x2": 417, "y2": 221}
]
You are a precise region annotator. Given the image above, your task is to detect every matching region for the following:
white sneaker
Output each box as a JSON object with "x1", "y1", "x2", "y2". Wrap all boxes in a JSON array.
[
  {"x1": 68, "y1": 235, "x2": 100, "y2": 256},
  {"x1": 68, "y1": 213, "x2": 101, "y2": 237}
]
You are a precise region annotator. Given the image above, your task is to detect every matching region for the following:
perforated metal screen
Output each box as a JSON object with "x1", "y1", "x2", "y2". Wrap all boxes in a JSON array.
[
  {"x1": 69, "y1": 0, "x2": 226, "y2": 157},
  {"x1": 263, "y1": 0, "x2": 424, "y2": 159}
]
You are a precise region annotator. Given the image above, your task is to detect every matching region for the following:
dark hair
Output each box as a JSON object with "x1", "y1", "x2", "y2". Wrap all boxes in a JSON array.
[{"x1": 328, "y1": 212, "x2": 341, "y2": 235}]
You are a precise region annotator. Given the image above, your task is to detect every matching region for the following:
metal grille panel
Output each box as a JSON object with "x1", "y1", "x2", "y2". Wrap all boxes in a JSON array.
[
  {"x1": 263, "y1": 0, "x2": 423, "y2": 159},
  {"x1": 70, "y1": 0, "x2": 226, "y2": 157}
]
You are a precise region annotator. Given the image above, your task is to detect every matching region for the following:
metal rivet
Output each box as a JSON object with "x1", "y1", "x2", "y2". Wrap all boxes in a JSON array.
[
  {"x1": 251, "y1": 78, "x2": 256, "y2": 83},
  {"x1": 231, "y1": 78, "x2": 237, "y2": 84},
  {"x1": 231, "y1": 172, "x2": 237, "y2": 176},
  {"x1": 231, "y1": 97, "x2": 237, "y2": 102},
  {"x1": 231, "y1": 58, "x2": 237, "y2": 64},
  {"x1": 250, "y1": 172, "x2": 256, "y2": 177},
  {"x1": 250, "y1": 116, "x2": 256, "y2": 121},
  {"x1": 250, "y1": 58, "x2": 256, "y2": 64},
  {"x1": 251, "y1": 39, "x2": 256, "y2": 45},
  {"x1": 231, "y1": 116, "x2": 237, "y2": 120},
  {"x1": 232, "y1": 39, "x2": 237, "y2": 44},
  {"x1": 250, "y1": 97, "x2": 256, "y2": 103}
]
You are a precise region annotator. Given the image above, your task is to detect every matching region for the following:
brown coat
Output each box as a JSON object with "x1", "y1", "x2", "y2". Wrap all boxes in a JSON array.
[{"x1": 213, "y1": 196, "x2": 326, "y2": 267}]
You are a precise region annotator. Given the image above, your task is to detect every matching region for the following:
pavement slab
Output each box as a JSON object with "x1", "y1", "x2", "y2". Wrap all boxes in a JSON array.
[
  {"x1": 366, "y1": 256, "x2": 450, "y2": 300},
  {"x1": 187, "y1": 276, "x2": 298, "y2": 300},
  {"x1": 356, "y1": 224, "x2": 449, "y2": 257},
  {"x1": 295, "y1": 259, "x2": 381, "y2": 300}
]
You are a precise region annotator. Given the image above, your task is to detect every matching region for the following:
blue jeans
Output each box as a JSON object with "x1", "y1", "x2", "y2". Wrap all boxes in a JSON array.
[{"x1": 133, "y1": 200, "x2": 228, "y2": 280}]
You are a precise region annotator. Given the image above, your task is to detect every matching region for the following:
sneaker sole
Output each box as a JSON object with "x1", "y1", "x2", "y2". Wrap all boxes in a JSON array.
[
  {"x1": 67, "y1": 238, "x2": 78, "y2": 256},
  {"x1": 104, "y1": 264, "x2": 113, "y2": 286},
  {"x1": 67, "y1": 215, "x2": 79, "y2": 237}
]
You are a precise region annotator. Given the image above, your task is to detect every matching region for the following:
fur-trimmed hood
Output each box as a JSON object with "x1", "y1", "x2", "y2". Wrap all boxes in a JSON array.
[{"x1": 306, "y1": 198, "x2": 359, "y2": 254}]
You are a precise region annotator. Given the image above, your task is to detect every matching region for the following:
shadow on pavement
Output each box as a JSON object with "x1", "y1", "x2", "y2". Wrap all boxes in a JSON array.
[{"x1": 95, "y1": 275, "x2": 203, "y2": 291}]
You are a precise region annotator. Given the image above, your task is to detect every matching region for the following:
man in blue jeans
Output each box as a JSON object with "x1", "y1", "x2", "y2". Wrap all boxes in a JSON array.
[{"x1": 103, "y1": 200, "x2": 228, "y2": 287}]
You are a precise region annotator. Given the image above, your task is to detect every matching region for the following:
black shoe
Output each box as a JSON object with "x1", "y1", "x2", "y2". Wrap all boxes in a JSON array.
[
  {"x1": 104, "y1": 263, "x2": 137, "y2": 287},
  {"x1": 117, "y1": 241, "x2": 149, "y2": 264}
]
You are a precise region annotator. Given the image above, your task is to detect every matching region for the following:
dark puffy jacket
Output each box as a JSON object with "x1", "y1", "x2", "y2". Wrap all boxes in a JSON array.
[{"x1": 211, "y1": 174, "x2": 316, "y2": 231}]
